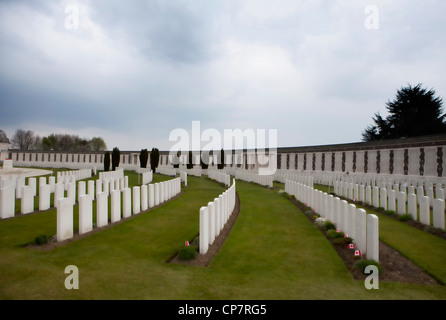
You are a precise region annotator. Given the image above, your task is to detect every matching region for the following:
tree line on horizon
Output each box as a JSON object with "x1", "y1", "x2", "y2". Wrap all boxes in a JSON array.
[{"x1": 9, "y1": 129, "x2": 107, "y2": 152}]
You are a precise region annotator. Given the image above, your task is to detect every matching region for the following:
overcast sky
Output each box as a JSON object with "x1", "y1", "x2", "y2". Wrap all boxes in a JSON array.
[{"x1": 1, "y1": 0, "x2": 445, "y2": 151}]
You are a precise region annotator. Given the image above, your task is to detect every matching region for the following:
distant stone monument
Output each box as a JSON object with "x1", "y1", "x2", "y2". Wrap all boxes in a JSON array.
[
  {"x1": 2, "y1": 159, "x2": 13, "y2": 169},
  {"x1": 0, "y1": 130, "x2": 10, "y2": 162}
]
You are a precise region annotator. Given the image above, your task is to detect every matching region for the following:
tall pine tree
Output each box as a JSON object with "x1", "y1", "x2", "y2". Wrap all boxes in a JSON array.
[{"x1": 362, "y1": 83, "x2": 446, "y2": 141}]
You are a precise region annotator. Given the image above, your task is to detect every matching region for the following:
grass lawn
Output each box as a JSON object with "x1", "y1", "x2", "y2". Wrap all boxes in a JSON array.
[{"x1": 0, "y1": 175, "x2": 445, "y2": 299}]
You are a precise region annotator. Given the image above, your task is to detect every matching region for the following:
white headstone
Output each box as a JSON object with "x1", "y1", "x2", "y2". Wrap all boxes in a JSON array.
[
  {"x1": 388, "y1": 189, "x2": 396, "y2": 212},
  {"x1": 159, "y1": 182, "x2": 165, "y2": 203},
  {"x1": 437, "y1": 188, "x2": 445, "y2": 200},
  {"x1": 57, "y1": 198, "x2": 73, "y2": 242},
  {"x1": 16, "y1": 178, "x2": 25, "y2": 199},
  {"x1": 359, "y1": 184, "x2": 365, "y2": 203},
  {"x1": 419, "y1": 196, "x2": 430, "y2": 225},
  {"x1": 21, "y1": 186, "x2": 34, "y2": 214},
  {"x1": 199, "y1": 206, "x2": 209, "y2": 255},
  {"x1": 366, "y1": 186, "x2": 372, "y2": 205},
  {"x1": 39, "y1": 177, "x2": 47, "y2": 191},
  {"x1": 340, "y1": 200, "x2": 348, "y2": 232},
  {"x1": 208, "y1": 201, "x2": 215, "y2": 245},
  {"x1": 356, "y1": 208, "x2": 367, "y2": 255},
  {"x1": 67, "y1": 181, "x2": 76, "y2": 205},
  {"x1": 154, "y1": 183, "x2": 160, "y2": 206},
  {"x1": 54, "y1": 183, "x2": 65, "y2": 208},
  {"x1": 380, "y1": 188, "x2": 387, "y2": 210},
  {"x1": 79, "y1": 194, "x2": 93, "y2": 234},
  {"x1": 348, "y1": 204, "x2": 356, "y2": 240},
  {"x1": 49, "y1": 176, "x2": 56, "y2": 193},
  {"x1": 103, "y1": 178, "x2": 109, "y2": 196},
  {"x1": 96, "y1": 192, "x2": 108, "y2": 227},
  {"x1": 417, "y1": 186, "x2": 424, "y2": 205},
  {"x1": 141, "y1": 184, "x2": 148, "y2": 211},
  {"x1": 215, "y1": 197, "x2": 221, "y2": 234},
  {"x1": 397, "y1": 191, "x2": 406, "y2": 215},
  {"x1": 366, "y1": 214, "x2": 379, "y2": 262},
  {"x1": 148, "y1": 184, "x2": 154, "y2": 208},
  {"x1": 333, "y1": 197, "x2": 341, "y2": 227},
  {"x1": 78, "y1": 181, "x2": 86, "y2": 203},
  {"x1": 407, "y1": 193, "x2": 417, "y2": 220},
  {"x1": 88, "y1": 180, "x2": 95, "y2": 200},
  {"x1": 133, "y1": 186, "x2": 141, "y2": 215},
  {"x1": 219, "y1": 194, "x2": 226, "y2": 227},
  {"x1": 122, "y1": 188, "x2": 131, "y2": 218},
  {"x1": 110, "y1": 190, "x2": 121, "y2": 223},
  {"x1": 39, "y1": 184, "x2": 51, "y2": 211},
  {"x1": 0, "y1": 186, "x2": 15, "y2": 219},
  {"x1": 433, "y1": 198, "x2": 445, "y2": 230},
  {"x1": 28, "y1": 178, "x2": 36, "y2": 197},
  {"x1": 96, "y1": 179, "x2": 102, "y2": 198}
]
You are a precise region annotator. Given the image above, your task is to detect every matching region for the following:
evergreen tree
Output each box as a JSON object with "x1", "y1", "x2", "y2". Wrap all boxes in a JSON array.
[
  {"x1": 201, "y1": 151, "x2": 209, "y2": 170},
  {"x1": 362, "y1": 83, "x2": 446, "y2": 141},
  {"x1": 187, "y1": 150, "x2": 194, "y2": 169},
  {"x1": 104, "y1": 151, "x2": 111, "y2": 172},
  {"x1": 172, "y1": 150, "x2": 180, "y2": 169},
  {"x1": 217, "y1": 148, "x2": 225, "y2": 170},
  {"x1": 139, "y1": 149, "x2": 149, "y2": 168},
  {"x1": 112, "y1": 147, "x2": 120, "y2": 171},
  {"x1": 150, "y1": 148, "x2": 160, "y2": 173}
]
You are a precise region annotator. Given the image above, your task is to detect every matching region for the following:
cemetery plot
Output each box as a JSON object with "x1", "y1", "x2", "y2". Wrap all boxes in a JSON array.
[
  {"x1": 287, "y1": 195, "x2": 439, "y2": 285},
  {"x1": 1, "y1": 174, "x2": 446, "y2": 299},
  {"x1": 1, "y1": 169, "x2": 185, "y2": 249}
]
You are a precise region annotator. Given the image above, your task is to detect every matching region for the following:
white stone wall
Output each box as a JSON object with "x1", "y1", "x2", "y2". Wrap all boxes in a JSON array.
[{"x1": 8, "y1": 141, "x2": 446, "y2": 178}]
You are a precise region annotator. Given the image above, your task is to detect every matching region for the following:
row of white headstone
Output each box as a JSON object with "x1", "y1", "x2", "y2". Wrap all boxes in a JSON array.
[
  {"x1": 98, "y1": 168, "x2": 124, "y2": 182},
  {"x1": 199, "y1": 178, "x2": 237, "y2": 255},
  {"x1": 334, "y1": 181, "x2": 445, "y2": 230},
  {"x1": 234, "y1": 170, "x2": 273, "y2": 188},
  {"x1": 207, "y1": 170, "x2": 231, "y2": 187},
  {"x1": 141, "y1": 171, "x2": 153, "y2": 185},
  {"x1": 156, "y1": 167, "x2": 177, "y2": 177},
  {"x1": 306, "y1": 171, "x2": 446, "y2": 190},
  {"x1": 273, "y1": 170, "x2": 315, "y2": 187},
  {"x1": 57, "y1": 168, "x2": 93, "y2": 182},
  {"x1": 0, "y1": 171, "x2": 84, "y2": 218},
  {"x1": 335, "y1": 180, "x2": 445, "y2": 203},
  {"x1": 185, "y1": 168, "x2": 202, "y2": 177},
  {"x1": 180, "y1": 171, "x2": 188, "y2": 186},
  {"x1": 285, "y1": 180, "x2": 380, "y2": 262},
  {"x1": 57, "y1": 177, "x2": 182, "y2": 242},
  {"x1": 0, "y1": 173, "x2": 132, "y2": 219}
]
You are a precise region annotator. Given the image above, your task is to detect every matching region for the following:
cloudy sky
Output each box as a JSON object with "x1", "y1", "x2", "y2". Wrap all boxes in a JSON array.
[{"x1": 1, "y1": 0, "x2": 445, "y2": 151}]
